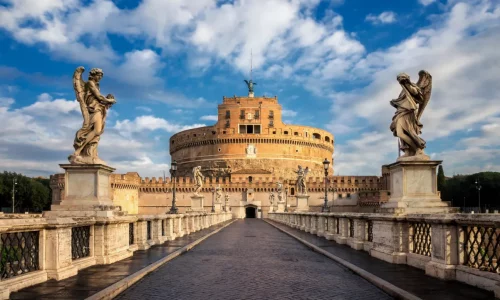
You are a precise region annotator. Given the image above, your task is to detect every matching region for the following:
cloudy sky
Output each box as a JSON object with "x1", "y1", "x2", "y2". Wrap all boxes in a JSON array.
[{"x1": 0, "y1": 0, "x2": 499, "y2": 178}]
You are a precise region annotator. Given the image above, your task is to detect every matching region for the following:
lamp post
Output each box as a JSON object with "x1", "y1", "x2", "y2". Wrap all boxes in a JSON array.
[
  {"x1": 169, "y1": 161, "x2": 178, "y2": 214},
  {"x1": 211, "y1": 186, "x2": 215, "y2": 213},
  {"x1": 284, "y1": 180, "x2": 288, "y2": 212},
  {"x1": 12, "y1": 178, "x2": 17, "y2": 214},
  {"x1": 475, "y1": 179, "x2": 482, "y2": 213},
  {"x1": 322, "y1": 158, "x2": 330, "y2": 212}
]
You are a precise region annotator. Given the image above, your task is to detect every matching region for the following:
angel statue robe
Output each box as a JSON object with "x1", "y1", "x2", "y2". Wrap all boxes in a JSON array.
[{"x1": 390, "y1": 74, "x2": 427, "y2": 155}]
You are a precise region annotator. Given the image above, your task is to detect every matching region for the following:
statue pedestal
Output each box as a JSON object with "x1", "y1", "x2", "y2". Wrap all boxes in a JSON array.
[
  {"x1": 295, "y1": 195, "x2": 310, "y2": 212},
  {"x1": 189, "y1": 195, "x2": 205, "y2": 212},
  {"x1": 378, "y1": 159, "x2": 457, "y2": 214},
  {"x1": 44, "y1": 164, "x2": 124, "y2": 218},
  {"x1": 214, "y1": 203, "x2": 222, "y2": 212},
  {"x1": 276, "y1": 202, "x2": 285, "y2": 212}
]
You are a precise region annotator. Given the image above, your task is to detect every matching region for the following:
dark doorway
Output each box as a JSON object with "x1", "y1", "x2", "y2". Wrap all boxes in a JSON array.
[{"x1": 245, "y1": 206, "x2": 256, "y2": 218}]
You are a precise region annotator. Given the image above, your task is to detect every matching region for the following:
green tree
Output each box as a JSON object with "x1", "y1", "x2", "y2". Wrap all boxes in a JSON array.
[
  {"x1": 437, "y1": 165, "x2": 446, "y2": 192},
  {"x1": 0, "y1": 172, "x2": 51, "y2": 213}
]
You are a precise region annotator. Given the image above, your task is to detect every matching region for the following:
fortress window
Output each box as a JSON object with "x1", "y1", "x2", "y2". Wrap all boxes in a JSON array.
[
  {"x1": 305, "y1": 132, "x2": 308, "y2": 137},
  {"x1": 212, "y1": 131, "x2": 216, "y2": 135},
  {"x1": 291, "y1": 188, "x2": 295, "y2": 195},
  {"x1": 339, "y1": 194, "x2": 343, "y2": 198},
  {"x1": 240, "y1": 110, "x2": 245, "y2": 119},
  {"x1": 325, "y1": 136, "x2": 330, "y2": 142},
  {"x1": 269, "y1": 120, "x2": 274, "y2": 127},
  {"x1": 225, "y1": 120, "x2": 230, "y2": 128},
  {"x1": 269, "y1": 111, "x2": 274, "y2": 119},
  {"x1": 273, "y1": 131, "x2": 276, "y2": 134},
  {"x1": 254, "y1": 110, "x2": 260, "y2": 119},
  {"x1": 239, "y1": 125, "x2": 261, "y2": 134},
  {"x1": 284, "y1": 131, "x2": 289, "y2": 135},
  {"x1": 294, "y1": 132, "x2": 299, "y2": 136},
  {"x1": 171, "y1": 140, "x2": 175, "y2": 144},
  {"x1": 193, "y1": 134, "x2": 196, "y2": 137},
  {"x1": 248, "y1": 176, "x2": 253, "y2": 183},
  {"x1": 347, "y1": 193, "x2": 351, "y2": 198},
  {"x1": 313, "y1": 133, "x2": 321, "y2": 139},
  {"x1": 225, "y1": 110, "x2": 230, "y2": 119},
  {"x1": 218, "y1": 148, "x2": 221, "y2": 152}
]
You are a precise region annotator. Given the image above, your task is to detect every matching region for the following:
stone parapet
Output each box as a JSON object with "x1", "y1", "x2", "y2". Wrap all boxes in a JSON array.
[
  {"x1": 0, "y1": 211, "x2": 232, "y2": 300},
  {"x1": 269, "y1": 212, "x2": 500, "y2": 297}
]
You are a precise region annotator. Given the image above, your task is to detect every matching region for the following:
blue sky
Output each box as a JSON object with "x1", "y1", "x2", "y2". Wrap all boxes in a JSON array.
[{"x1": 0, "y1": 0, "x2": 499, "y2": 178}]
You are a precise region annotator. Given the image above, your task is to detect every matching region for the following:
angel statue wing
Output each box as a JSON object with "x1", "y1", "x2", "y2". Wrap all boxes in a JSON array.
[
  {"x1": 244, "y1": 79, "x2": 249, "y2": 87},
  {"x1": 416, "y1": 70, "x2": 432, "y2": 122},
  {"x1": 73, "y1": 67, "x2": 90, "y2": 130}
]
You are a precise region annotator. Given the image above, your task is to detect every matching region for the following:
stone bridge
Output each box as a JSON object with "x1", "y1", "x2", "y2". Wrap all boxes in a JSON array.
[{"x1": 1, "y1": 214, "x2": 498, "y2": 300}]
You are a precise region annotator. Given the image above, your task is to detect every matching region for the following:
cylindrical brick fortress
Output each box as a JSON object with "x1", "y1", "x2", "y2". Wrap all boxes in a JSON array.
[{"x1": 169, "y1": 95, "x2": 334, "y2": 179}]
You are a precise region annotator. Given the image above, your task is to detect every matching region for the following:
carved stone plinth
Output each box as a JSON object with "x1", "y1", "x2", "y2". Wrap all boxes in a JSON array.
[
  {"x1": 295, "y1": 195, "x2": 310, "y2": 212},
  {"x1": 214, "y1": 203, "x2": 222, "y2": 212},
  {"x1": 44, "y1": 164, "x2": 124, "y2": 218},
  {"x1": 189, "y1": 195, "x2": 205, "y2": 212},
  {"x1": 378, "y1": 160, "x2": 457, "y2": 214},
  {"x1": 276, "y1": 202, "x2": 285, "y2": 212}
]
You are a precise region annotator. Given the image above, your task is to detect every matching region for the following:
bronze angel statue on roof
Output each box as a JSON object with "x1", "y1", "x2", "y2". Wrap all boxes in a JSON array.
[
  {"x1": 69, "y1": 67, "x2": 116, "y2": 165},
  {"x1": 390, "y1": 70, "x2": 432, "y2": 158},
  {"x1": 244, "y1": 79, "x2": 257, "y2": 94}
]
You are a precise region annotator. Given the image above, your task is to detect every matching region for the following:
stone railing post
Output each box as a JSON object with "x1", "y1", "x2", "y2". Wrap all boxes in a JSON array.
[
  {"x1": 136, "y1": 220, "x2": 150, "y2": 250},
  {"x1": 299, "y1": 214, "x2": 306, "y2": 231},
  {"x1": 45, "y1": 222, "x2": 79, "y2": 280},
  {"x1": 325, "y1": 214, "x2": 336, "y2": 240},
  {"x1": 164, "y1": 216, "x2": 174, "y2": 241},
  {"x1": 304, "y1": 214, "x2": 312, "y2": 232},
  {"x1": 152, "y1": 218, "x2": 162, "y2": 245},
  {"x1": 425, "y1": 220, "x2": 458, "y2": 280},
  {"x1": 348, "y1": 217, "x2": 365, "y2": 250},
  {"x1": 317, "y1": 214, "x2": 325, "y2": 237},
  {"x1": 370, "y1": 217, "x2": 408, "y2": 264},
  {"x1": 335, "y1": 217, "x2": 348, "y2": 245}
]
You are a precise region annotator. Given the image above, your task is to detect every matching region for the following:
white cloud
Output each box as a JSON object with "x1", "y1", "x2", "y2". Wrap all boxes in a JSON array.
[
  {"x1": 419, "y1": 0, "x2": 437, "y2": 6},
  {"x1": 332, "y1": 0, "x2": 500, "y2": 174},
  {"x1": 282, "y1": 109, "x2": 298, "y2": 117},
  {"x1": 365, "y1": 11, "x2": 397, "y2": 25},
  {"x1": 136, "y1": 106, "x2": 152, "y2": 112},
  {"x1": 114, "y1": 115, "x2": 205, "y2": 135},
  {"x1": 200, "y1": 115, "x2": 218, "y2": 121},
  {"x1": 0, "y1": 93, "x2": 198, "y2": 177},
  {"x1": 0, "y1": 97, "x2": 14, "y2": 108}
]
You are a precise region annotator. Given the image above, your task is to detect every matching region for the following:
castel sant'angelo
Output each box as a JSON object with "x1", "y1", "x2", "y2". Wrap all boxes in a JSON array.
[{"x1": 52, "y1": 82, "x2": 389, "y2": 218}]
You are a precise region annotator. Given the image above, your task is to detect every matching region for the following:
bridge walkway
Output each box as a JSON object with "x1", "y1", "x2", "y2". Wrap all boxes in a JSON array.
[{"x1": 116, "y1": 219, "x2": 391, "y2": 300}]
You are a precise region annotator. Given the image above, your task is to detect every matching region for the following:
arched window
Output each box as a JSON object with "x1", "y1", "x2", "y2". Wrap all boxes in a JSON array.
[
  {"x1": 325, "y1": 136, "x2": 330, "y2": 142},
  {"x1": 313, "y1": 133, "x2": 321, "y2": 139},
  {"x1": 291, "y1": 187, "x2": 295, "y2": 195},
  {"x1": 284, "y1": 131, "x2": 289, "y2": 135},
  {"x1": 248, "y1": 176, "x2": 253, "y2": 183}
]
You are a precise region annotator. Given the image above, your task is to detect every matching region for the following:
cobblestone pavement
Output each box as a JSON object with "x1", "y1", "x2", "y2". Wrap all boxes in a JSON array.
[
  {"x1": 117, "y1": 219, "x2": 392, "y2": 300},
  {"x1": 10, "y1": 221, "x2": 232, "y2": 300}
]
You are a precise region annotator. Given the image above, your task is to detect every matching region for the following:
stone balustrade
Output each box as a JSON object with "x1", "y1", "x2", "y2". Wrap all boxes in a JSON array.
[
  {"x1": 0, "y1": 212, "x2": 232, "y2": 299},
  {"x1": 269, "y1": 212, "x2": 500, "y2": 297}
]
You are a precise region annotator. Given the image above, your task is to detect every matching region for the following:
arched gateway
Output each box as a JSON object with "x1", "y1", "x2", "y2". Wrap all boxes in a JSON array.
[{"x1": 245, "y1": 205, "x2": 257, "y2": 218}]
